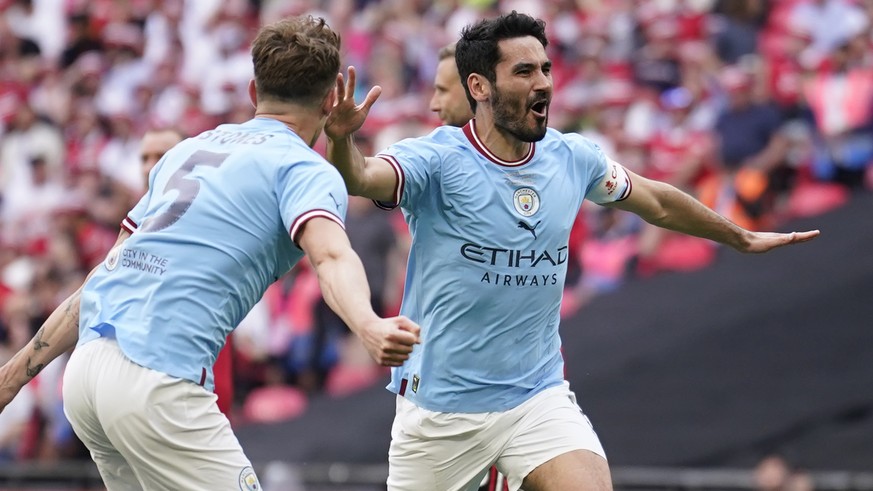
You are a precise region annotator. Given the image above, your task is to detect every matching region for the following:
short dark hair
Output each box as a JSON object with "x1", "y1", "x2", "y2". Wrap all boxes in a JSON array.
[
  {"x1": 455, "y1": 11, "x2": 548, "y2": 112},
  {"x1": 251, "y1": 15, "x2": 341, "y2": 106}
]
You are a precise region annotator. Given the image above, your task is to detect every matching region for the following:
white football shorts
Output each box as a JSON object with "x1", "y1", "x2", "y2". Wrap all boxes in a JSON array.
[
  {"x1": 62, "y1": 337, "x2": 260, "y2": 491},
  {"x1": 387, "y1": 381, "x2": 606, "y2": 491}
]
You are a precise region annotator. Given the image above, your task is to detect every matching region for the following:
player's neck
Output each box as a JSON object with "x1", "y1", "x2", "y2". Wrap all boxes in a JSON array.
[
  {"x1": 472, "y1": 114, "x2": 531, "y2": 162},
  {"x1": 255, "y1": 103, "x2": 323, "y2": 148}
]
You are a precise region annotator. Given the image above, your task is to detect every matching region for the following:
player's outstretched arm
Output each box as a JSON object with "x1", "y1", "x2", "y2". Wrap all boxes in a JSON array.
[
  {"x1": 0, "y1": 229, "x2": 131, "y2": 412},
  {"x1": 325, "y1": 66, "x2": 398, "y2": 202},
  {"x1": 298, "y1": 217, "x2": 420, "y2": 366},
  {"x1": 608, "y1": 168, "x2": 820, "y2": 253}
]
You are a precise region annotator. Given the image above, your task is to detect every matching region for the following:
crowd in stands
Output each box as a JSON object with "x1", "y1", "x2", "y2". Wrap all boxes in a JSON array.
[{"x1": 0, "y1": 0, "x2": 870, "y2": 465}]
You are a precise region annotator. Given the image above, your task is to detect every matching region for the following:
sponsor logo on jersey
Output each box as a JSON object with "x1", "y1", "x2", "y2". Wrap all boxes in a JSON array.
[
  {"x1": 238, "y1": 466, "x2": 260, "y2": 490},
  {"x1": 459, "y1": 242, "x2": 568, "y2": 287},
  {"x1": 460, "y1": 243, "x2": 568, "y2": 268},
  {"x1": 517, "y1": 220, "x2": 541, "y2": 239},
  {"x1": 513, "y1": 188, "x2": 539, "y2": 217}
]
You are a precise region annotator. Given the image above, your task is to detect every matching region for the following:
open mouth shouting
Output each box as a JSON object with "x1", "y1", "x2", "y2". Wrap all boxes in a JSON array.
[{"x1": 530, "y1": 99, "x2": 549, "y2": 119}]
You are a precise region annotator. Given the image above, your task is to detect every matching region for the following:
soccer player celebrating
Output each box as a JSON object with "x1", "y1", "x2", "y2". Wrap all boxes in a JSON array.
[
  {"x1": 0, "y1": 15, "x2": 419, "y2": 489},
  {"x1": 430, "y1": 42, "x2": 509, "y2": 491},
  {"x1": 139, "y1": 127, "x2": 237, "y2": 419},
  {"x1": 430, "y1": 44, "x2": 509, "y2": 491},
  {"x1": 325, "y1": 11, "x2": 819, "y2": 491}
]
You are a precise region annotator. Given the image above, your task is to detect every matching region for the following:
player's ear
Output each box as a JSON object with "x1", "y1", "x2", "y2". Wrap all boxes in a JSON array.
[
  {"x1": 247, "y1": 80, "x2": 257, "y2": 108},
  {"x1": 321, "y1": 86, "x2": 336, "y2": 116},
  {"x1": 467, "y1": 73, "x2": 490, "y2": 104}
]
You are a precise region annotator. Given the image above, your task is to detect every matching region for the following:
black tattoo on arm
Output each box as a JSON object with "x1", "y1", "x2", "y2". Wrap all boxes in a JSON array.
[
  {"x1": 32, "y1": 327, "x2": 49, "y2": 351},
  {"x1": 25, "y1": 327, "x2": 49, "y2": 378},
  {"x1": 24, "y1": 292, "x2": 80, "y2": 379},
  {"x1": 25, "y1": 359, "x2": 44, "y2": 378},
  {"x1": 63, "y1": 292, "x2": 81, "y2": 329}
]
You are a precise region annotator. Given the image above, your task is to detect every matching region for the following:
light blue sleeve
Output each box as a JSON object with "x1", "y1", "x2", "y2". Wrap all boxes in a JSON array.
[
  {"x1": 565, "y1": 133, "x2": 631, "y2": 204},
  {"x1": 276, "y1": 158, "x2": 349, "y2": 245},
  {"x1": 375, "y1": 137, "x2": 439, "y2": 214},
  {"x1": 122, "y1": 186, "x2": 153, "y2": 233}
]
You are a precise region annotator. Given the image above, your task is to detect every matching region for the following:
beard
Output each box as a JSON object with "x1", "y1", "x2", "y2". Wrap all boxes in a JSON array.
[{"x1": 491, "y1": 87, "x2": 549, "y2": 142}]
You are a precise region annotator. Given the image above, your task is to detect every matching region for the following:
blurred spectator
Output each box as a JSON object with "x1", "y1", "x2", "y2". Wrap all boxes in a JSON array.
[
  {"x1": 711, "y1": 0, "x2": 769, "y2": 65},
  {"x1": 789, "y1": 0, "x2": 868, "y2": 69},
  {"x1": 60, "y1": 11, "x2": 102, "y2": 70},
  {"x1": 96, "y1": 112, "x2": 142, "y2": 197},
  {"x1": 0, "y1": 102, "x2": 66, "y2": 249},
  {"x1": 705, "y1": 65, "x2": 790, "y2": 230},
  {"x1": 786, "y1": 470, "x2": 816, "y2": 491},
  {"x1": 635, "y1": 86, "x2": 717, "y2": 275},
  {"x1": 632, "y1": 13, "x2": 682, "y2": 94},
  {"x1": 754, "y1": 454, "x2": 791, "y2": 491},
  {"x1": 562, "y1": 204, "x2": 640, "y2": 317},
  {"x1": 754, "y1": 454, "x2": 818, "y2": 491},
  {"x1": 803, "y1": 31, "x2": 873, "y2": 189},
  {"x1": 0, "y1": 101, "x2": 64, "y2": 193}
]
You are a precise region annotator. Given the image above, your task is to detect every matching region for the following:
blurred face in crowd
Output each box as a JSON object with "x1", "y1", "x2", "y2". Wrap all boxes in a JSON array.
[
  {"x1": 490, "y1": 36, "x2": 552, "y2": 142},
  {"x1": 140, "y1": 129, "x2": 183, "y2": 185},
  {"x1": 429, "y1": 56, "x2": 473, "y2": 127}
]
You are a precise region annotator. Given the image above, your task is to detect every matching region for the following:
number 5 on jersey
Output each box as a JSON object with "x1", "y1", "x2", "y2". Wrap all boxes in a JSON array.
[{"x1": 140, "y1": 150, "x2": 229, "y2": 233}]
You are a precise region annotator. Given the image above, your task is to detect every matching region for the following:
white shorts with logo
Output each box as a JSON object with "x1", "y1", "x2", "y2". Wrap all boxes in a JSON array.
[
  {"x1": 62, "y1": 337, "x2": 260, "y2": 491},
  {"x1": 387, "y1": 381, "x2": 606, "y2": 491}
]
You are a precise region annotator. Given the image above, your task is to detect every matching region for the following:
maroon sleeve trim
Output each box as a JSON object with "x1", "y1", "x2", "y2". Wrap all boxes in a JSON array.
[
  {"x1": 373, "y1": 154, "x2": 404, "y2": 210},
  {"x1": 289, "y1": 209, "x2": 345, "y2": 248},
  {"x1": 617, "y1": 173, "x2": 632, "y2": 201},
  {"x1": 120, "y1": 216, "x2": 138, "y2": 234}
]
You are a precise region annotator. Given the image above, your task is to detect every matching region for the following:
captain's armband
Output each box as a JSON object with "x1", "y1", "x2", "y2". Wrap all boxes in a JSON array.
[{"x1": 587, "y1": 160, "x2": 632, "y2": 204}]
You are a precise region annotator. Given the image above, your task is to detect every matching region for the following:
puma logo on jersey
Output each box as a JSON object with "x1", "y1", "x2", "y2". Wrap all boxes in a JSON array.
[{"x1": 517, "y1": 220, "x2": 541, "y2": 239}]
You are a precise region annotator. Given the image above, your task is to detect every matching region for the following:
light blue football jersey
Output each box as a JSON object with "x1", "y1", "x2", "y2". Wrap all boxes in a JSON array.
[
  {"x1": 378, "y1": 119, "x2": 630, "y2": 413},
  {"x1": 78, "y1": 118, "x2": 348, "y2": 390}
]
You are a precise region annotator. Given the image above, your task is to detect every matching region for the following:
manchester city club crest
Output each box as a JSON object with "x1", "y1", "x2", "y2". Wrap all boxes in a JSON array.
[
  {"x1": 513, "y1": 187, "x2": 540, "y2": 217},
  {"x1": 238, "y1": 466, "x2": 260, "y2": 491},
  {"x1": 104, "y1": 245, "x2": 121, "y2": 271}
]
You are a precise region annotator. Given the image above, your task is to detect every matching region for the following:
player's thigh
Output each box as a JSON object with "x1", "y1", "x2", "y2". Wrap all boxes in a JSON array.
[
  {"x1": 387, "y1": 396, "x2": 495, "y2": 491},
  {"x1": 93, "y1": 348, "x2": 260, "y2": 490},
  {"x1": 63, "y1": 340, "x2": 144, "y2": 490},
  {"x1": 522, "y1": 449, "x2": 611, "y2": 491},
  {"x1": 496, "y1": 382, "x2": 608, "y2": 491},
  {"x1": 113, "y1": 383, "x2": 257, "y2": 491}
]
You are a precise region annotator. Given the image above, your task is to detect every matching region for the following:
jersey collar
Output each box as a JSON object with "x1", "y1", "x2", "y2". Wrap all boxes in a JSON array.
[{"x1": 462, "y1": 119, "x2": 535, "y2": 167}]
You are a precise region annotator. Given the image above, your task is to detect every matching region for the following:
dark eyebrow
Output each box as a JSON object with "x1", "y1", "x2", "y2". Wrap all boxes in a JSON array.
[
  {"x1": 513, "y1": 61, "x2": 552, "y2": 72},
  {"x1": 513, "y1": 62, "x2": 536, "y2": 72}
]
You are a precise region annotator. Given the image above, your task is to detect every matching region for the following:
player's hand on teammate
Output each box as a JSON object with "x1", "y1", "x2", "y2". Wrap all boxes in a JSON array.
[
  {"x1": 736, "y1": 229, "x2": 820, "y2": 254},
  {"x1": 359, "y1": 316, "x2": 420, "y2": 367},
  {"x1": 325, "y1": 66, "x2": 382, "y2": 140}
]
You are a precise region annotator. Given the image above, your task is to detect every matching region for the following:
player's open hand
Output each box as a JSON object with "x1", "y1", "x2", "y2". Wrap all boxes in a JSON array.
[
  {"x1": 324, "y1": 66, "x2": 382, "y2": 140},
  {"x1": 359, "y1": 316, "x2": 421, "y2": 367},
  {"x1": 738, "y1": 229, "x2": 820, "y2": 253}
]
